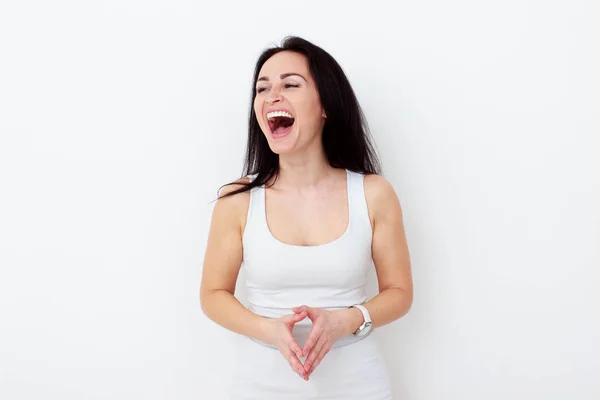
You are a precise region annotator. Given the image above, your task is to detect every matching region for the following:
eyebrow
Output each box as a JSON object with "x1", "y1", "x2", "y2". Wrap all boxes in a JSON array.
[{"x1": 257, "y1": 72, "x2": 307, "y2": 82}]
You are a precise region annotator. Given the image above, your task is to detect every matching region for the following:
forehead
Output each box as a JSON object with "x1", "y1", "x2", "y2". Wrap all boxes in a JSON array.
[{"x1": 258, "y1": 51, "x2": 310, "y2": 80}]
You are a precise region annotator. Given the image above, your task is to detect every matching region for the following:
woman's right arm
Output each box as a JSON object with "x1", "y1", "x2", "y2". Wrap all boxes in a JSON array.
[
  {"x1": 200, "y1": 180, "x2": 310, "y2": 380},
  {"x1": 199, "y1": 180, "x2": 273, "y2": 342}
]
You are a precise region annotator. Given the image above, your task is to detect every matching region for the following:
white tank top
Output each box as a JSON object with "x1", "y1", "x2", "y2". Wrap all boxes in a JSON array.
[{"x1": 241, "y1": 169, "x2": 374, "y2": 348}]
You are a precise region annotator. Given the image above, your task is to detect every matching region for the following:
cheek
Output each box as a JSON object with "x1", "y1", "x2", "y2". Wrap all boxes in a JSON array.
[
  {"x1": 253, "y1": 98, "x2": 260, "y2": 117},
  {"x1": 253, "y1": 100, "x2": 263, "y2": 125},
  {"x1": 254, "y1": 100, "x2": 272, "y2": 136},
  {"x1": 297, "y1": 100, "x2": 323, "y2": 127}
]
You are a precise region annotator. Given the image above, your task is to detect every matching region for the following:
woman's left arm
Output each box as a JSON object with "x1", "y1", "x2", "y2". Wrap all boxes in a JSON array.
[{"x1": 349, "y1": 173, "x2": 414, "y2": 330}]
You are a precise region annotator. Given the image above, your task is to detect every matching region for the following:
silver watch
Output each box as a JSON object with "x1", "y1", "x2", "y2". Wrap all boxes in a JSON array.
[{"x1": 348, "y1": 304, "x2": 373, "y2": 337}]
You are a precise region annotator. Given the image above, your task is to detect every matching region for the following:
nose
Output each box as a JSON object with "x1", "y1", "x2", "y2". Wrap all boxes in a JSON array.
[{"x1": 266, "y1": 87, "x2": 282, "y2": 104}]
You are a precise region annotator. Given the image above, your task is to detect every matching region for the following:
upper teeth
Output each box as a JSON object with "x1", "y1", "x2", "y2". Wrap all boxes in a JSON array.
[{"x1": 267, "y1": 111, "x2": 294, "y2": 120}]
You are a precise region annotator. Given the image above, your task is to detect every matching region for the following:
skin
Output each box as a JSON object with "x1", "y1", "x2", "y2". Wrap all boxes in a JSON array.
[{"x1": 200, "y1": 51, "x2": 413, "y2": 382}]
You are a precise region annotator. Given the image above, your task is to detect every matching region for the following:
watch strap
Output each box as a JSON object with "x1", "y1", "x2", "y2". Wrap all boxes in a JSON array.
[
  {"x1": 349, "y1": 304, "x2": 372, "y2": 335},
  {"x1": 352, "y1": 304, "x2": 371, "y2": 322}
]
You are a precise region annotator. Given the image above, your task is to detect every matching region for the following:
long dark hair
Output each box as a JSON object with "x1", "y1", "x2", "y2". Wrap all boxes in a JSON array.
[{"x1": 217, "y1": 36, "x2": 381, "y2": 199}]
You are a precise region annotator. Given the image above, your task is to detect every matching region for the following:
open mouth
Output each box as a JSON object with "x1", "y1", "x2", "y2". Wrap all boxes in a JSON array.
[{"x1": 267, "y1": 114, "x2": 295, "y2": 138}]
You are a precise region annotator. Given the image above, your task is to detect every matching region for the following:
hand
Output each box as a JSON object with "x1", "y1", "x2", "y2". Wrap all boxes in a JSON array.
[
  {"x1": 263, "y1": 310, "x2": 309, "y2": 381},
  {"x1": 292, "y1": 305, "x2": 358, "y2": 378}
]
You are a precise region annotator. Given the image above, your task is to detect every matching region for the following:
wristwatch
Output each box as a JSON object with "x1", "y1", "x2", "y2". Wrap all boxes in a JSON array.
[{"x1": 348, "y1": 304, "x2": 373, "y2": 337}]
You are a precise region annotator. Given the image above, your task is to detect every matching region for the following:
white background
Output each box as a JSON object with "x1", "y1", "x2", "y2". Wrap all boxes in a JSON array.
[{"x1": 1, "y1": 1, "x2": 599, "y2": 399}]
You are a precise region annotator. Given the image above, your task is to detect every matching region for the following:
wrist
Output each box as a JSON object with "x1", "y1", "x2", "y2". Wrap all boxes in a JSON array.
[
  {"x1": 257, "y1": 316, "x2": 276, "y2": 344},
  {"x1": 341, "y1": 307, "x2": 364, "y2": 336}
]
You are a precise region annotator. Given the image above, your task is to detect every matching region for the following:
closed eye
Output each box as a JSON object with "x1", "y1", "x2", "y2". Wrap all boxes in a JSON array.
[{"x1": 256, "y1": 83, "x2": 299, "y2": 93}]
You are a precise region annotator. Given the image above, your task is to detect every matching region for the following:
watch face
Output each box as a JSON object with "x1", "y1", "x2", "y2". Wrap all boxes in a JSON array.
[{"x1": 356, "y1": 322, "x2": 373, "y2": 337}]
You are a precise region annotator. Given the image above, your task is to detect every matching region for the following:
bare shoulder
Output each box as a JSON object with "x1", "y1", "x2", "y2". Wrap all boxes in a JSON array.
[
  {"x1": 217, "y1": 176, "x2": 252, "y2": 199},
  {"x1": 213, "y1": 176, "x2": 253, "y2": 234},
  {"x1": 364, "y1": 173, "x2": 397, "y2": 200},
  {"x1": 363, "y1": 173, "x2": 403, "y2": 223}
]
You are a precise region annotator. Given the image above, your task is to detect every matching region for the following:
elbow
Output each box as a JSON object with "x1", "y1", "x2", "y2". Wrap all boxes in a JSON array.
[
  {"x1": 200, "y1": 288, "x2": 230, "y2": 320},
  {"x1": 402, "y1": 291, "x2": 413, "y2": 315},
  {"x1": 199, "y1": 288, "x2": 214, "y2": 317},
  {"x1": 391, "y1": 286, "x2": 413, "y2": 317}
]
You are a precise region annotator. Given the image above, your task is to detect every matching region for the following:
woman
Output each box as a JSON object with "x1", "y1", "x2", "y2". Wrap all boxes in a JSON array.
[{"x1": 200, "y1": 36, "x2": 413, "y2": 399}]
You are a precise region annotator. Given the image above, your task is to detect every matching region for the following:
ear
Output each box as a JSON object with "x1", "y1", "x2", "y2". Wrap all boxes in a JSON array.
[{"x1": 321, "y1": 110, "x2": 327, "y2": 119}]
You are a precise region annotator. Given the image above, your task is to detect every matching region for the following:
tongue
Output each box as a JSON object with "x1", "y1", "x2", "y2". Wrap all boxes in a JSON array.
[
  {"x1": 273, "y1": 125, "x2": 291, "y2": 136},
  {"x1": 273, "y1": 123, "x2": 293, "y2": 137}
]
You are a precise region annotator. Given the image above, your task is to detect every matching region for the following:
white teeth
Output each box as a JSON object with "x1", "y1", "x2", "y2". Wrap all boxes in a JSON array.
[{"x1": 267, "y1": 111, "x2": 294, "y2": 120}]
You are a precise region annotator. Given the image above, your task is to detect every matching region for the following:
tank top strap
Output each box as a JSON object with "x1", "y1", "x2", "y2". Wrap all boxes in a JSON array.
[
  {"x1": 347, "y1": 170, "x2": 372, "y2": 236},
  {"x1": 243, "y1": 174, "x2": 265, "y2": 241}
]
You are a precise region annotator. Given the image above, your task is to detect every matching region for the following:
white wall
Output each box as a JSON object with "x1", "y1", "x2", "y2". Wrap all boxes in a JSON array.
[{"x1": 1, "y1": 0, "x2": 599, "y2": 399}]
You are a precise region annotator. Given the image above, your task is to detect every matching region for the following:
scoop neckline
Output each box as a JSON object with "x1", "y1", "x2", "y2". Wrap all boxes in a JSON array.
[{"x1": 263, "y1": 169, "x2": 352, "y2": 248}]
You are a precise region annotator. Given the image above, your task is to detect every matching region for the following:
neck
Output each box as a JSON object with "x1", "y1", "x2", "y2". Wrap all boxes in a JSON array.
[{"x1": 275, "y1": 144, "x2": 337, "y2": 190}]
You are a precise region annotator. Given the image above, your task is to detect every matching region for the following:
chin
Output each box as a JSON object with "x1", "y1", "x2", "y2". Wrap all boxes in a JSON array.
[
  {"x1": 265, "y1": 127, "x2": 299, "y2": 154},
  {"x1": 267, "y1": 139, "x2": 298, "y2": 155}
]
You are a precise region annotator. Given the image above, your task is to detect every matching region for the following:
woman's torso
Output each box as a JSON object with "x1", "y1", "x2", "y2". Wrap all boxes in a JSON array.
[{"x1": 241, "y1": 168, "x2": 375, "y2": 348}]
